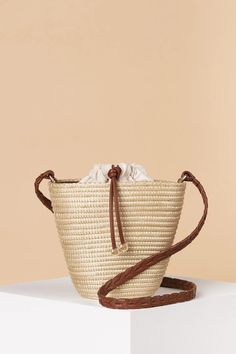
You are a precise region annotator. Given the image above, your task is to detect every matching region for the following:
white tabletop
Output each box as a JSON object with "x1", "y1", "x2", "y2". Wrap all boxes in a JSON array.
[{"x1": 0, "y1": 276, "x2": 235, "y2": 354}]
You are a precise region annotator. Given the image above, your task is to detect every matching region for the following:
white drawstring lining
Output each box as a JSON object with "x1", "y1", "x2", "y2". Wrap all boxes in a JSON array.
[{"x1": 79, "y1": 163, "x2": 153, "y2": 183}]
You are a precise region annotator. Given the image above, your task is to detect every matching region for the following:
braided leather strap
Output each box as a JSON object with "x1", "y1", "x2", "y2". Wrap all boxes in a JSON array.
[
  {"x1": 97, "y1": 171, "x2": 208, "y2": 309},
  {"x1": 34, "y1": 170, "x2": 56, "y2": 212}
]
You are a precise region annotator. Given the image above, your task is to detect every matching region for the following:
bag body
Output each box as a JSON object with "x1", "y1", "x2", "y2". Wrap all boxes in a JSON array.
[
  {"x1": 35, "y1": 167, "x2": 208, "y2": 309},
  {"x1": 49, "y1": 179, "x2": 186, "y2": 299}
]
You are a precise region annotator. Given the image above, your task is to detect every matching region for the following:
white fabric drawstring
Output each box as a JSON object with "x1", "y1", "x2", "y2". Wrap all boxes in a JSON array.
[{"x1": 79, "y1": 163, "x2": 153, "y2": 183}]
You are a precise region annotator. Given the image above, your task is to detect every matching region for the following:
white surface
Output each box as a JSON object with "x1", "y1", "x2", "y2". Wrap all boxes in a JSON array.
[{"x1": 0, "y1": 276, "x2": 235, "y2": 354}]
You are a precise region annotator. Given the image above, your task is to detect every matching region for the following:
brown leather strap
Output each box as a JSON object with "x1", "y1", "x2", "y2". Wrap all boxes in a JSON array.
[
  {"x1": 108, "y1": 165, "x2": 128, "y2": 255},
  {"x1": 34, "y1": 170, "x2": 56, "y2": 212},
  {"x1": 99, "y1": 277, "x2": 197, "y2": 309},
  {"x1": 97, "y1": 170, "x2": 208, "y2": 309}
]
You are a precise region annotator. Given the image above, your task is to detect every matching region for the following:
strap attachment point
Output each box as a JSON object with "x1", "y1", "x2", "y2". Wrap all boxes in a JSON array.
[
  {"x1": 111, "y1": 248, "x2": 119, "y2": 255},
  {"x1": 119, "y1": 242, "x2": 129, "y2": 254},
  {"x1": 178, "y1": 174, "x2": 187, "y2": 183},
  {"x1": 112, "y1": 242, "x2": 129, "y2": 256},
  {"x1": 34, "y1": 170, "x2": 56, "y2": 212},
  {"x1": 49, "y1": 174, "x2": 57, "y2": 183}
]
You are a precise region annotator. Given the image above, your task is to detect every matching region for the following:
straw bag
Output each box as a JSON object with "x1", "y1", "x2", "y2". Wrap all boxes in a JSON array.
[{"x1": 34, "y1": 165, "x2": 208, "y2": 309}]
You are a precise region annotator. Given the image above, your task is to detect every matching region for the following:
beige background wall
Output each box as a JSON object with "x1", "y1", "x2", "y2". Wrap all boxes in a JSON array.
[{"x1": 0, "y1": 1, "x2": 235, "y2": 284}]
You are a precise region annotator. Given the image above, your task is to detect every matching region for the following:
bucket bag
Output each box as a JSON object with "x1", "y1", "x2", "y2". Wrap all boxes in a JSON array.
[{"x1": 34, "y1": 165, "x2": 208, "y2": 309}]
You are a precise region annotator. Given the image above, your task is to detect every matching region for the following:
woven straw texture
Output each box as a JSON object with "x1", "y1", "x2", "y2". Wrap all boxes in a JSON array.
[{"x1": 49, "y1": 180, "x2": 186, "y2": 299}]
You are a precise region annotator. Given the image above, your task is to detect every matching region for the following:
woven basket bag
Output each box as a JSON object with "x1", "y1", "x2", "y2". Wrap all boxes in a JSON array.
[{"x1": 35, "y1": 166, "x2": 208, "y2": 309}]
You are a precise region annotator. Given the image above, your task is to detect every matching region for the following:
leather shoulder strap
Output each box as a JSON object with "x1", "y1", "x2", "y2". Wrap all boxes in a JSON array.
[
  {"x1": 97, "y1": 171, "x2": 208, "y2": 309},
  {"x1": 34, "y1": 170, "x2": 56, "y2": 212}
]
